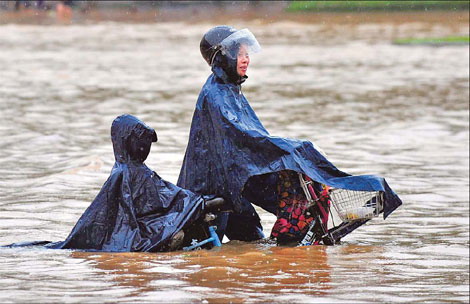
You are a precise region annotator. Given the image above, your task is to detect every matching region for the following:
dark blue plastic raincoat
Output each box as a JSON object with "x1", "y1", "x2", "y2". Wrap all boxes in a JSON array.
[
  {"x1": 178, "y1": 50, "x2": 402, "y2": 241},
  {"x1": 3, "y1": 115, "x2": 206, "y2": 252},
  {"x1": 51, "y1": 114, "x2": 206, "y2": 252}
]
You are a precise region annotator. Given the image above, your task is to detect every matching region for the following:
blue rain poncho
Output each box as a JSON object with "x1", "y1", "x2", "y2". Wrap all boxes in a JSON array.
[
  {"x1": 178, "y1": 43, "x2": 402, "y2": 240},
  {"x1": 2, "y1": 115, "x2": 206, "y2": 252},
  {"x1": 50, "y1": 114, "x2": 206, "y2": 252}
]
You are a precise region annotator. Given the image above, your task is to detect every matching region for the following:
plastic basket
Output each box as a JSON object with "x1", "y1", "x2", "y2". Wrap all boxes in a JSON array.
[{"x1": 329, "y1": 189, "x2": 383, "y2": 222}]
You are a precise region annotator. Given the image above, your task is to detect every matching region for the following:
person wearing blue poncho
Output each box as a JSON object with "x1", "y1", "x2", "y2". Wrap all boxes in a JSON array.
[
  {"x1": 48, "y1": 114, "x2": 207, "y2": 252},
  {"x1": 178, "y1": 26, "x2": 402, "y2": 244},
  {"x1": 4, "y1": 114, "x2": 224, "y2": 252}
]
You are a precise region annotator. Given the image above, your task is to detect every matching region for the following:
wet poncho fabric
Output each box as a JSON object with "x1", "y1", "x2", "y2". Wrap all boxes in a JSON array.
[
  {"x1": 47, "y1": 114, "x2": 205, "y2": 252},
  {"x1": 178, "y1": 51, "x2": 402, "y2": 239}
]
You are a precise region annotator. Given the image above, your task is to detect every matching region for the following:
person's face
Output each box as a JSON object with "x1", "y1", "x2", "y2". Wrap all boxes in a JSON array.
[{"x1": 237, "y1": 44, "x2": 250, "y2": 77}]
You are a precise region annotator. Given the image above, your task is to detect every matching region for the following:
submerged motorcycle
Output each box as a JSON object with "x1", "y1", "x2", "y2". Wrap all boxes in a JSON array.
[{"x1": 2, "y1": 173, "x2": 387, "y2": 252}]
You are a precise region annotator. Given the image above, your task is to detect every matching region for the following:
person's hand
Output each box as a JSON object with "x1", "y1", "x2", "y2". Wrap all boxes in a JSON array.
[{"x1": 204, "y1": 197, "x2": 231, "y2": 212}]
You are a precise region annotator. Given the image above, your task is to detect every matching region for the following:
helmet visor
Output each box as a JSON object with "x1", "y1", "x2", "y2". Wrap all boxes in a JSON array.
[{"x1": 218, "y1": 29, "x2": 261, "y2": 60}]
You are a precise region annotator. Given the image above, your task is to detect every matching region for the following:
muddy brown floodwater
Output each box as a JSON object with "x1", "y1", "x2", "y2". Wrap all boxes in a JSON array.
[{"x1": 0, "y1": 10, "x2": 468, "y2": 303}]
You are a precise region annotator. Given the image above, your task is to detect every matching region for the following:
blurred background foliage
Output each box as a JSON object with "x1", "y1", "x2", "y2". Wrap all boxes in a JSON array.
[{"x1": 287, "y1": 1, "x2": 470, "y2": 12}]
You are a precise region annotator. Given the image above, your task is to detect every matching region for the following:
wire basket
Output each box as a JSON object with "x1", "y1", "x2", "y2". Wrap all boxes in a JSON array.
[{"x1": 329, "y1": 188, "x2": 384, "y2": 222}]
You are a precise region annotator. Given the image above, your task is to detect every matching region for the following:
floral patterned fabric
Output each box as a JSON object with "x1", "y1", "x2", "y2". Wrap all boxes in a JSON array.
[{"x1": 270, "y1": 171, "x2": 331, "y2": 244}]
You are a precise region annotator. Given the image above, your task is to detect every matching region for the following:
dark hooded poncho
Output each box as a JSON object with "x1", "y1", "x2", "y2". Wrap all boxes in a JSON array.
[
  {"x1": 178, "y1": 50, "x2": 402, "y2": 240},
  {"x1": 46, "y1": 114, "x2": 206, "y2": 252}
]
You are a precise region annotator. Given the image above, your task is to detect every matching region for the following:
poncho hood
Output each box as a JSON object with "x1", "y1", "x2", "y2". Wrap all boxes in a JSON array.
[{"x1": 111, "y1": 114, "x2": 158, "y2": 164}]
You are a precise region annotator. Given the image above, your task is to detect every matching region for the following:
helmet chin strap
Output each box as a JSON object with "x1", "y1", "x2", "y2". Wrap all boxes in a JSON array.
[{"x1": 210, "y1": 48, "x2": 221, "y2": 67}]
